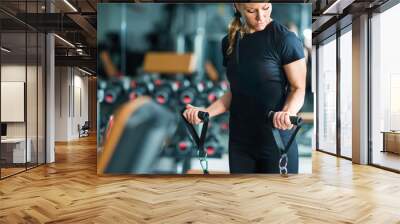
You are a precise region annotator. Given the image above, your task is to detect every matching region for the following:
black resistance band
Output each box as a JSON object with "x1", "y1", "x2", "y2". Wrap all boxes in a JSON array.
[
  {"x1": 268, "y1": 111, "x2": 303, "y2": 177},
  {"x1": 181, "y1": 110, "x2": 210, "y2": 174}
]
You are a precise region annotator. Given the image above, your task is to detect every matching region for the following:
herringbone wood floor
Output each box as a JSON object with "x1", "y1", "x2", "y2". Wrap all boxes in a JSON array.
[{"x1": 1, "y1": 135, "x2": 400, "y2": 223}]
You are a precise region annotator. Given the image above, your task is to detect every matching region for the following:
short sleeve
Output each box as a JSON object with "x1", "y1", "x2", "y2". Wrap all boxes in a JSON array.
[
  {"x1": 221, "y1": 36, "x2": 228, "y2": 67},
  {"x1": 280, "y1": 32, "x2": 305, "y2": 65}
]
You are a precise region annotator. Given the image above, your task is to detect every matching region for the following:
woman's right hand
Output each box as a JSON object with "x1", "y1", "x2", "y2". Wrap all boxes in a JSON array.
[{"x1": 183, "y1": 104, "x2": 206, "y2": 125}]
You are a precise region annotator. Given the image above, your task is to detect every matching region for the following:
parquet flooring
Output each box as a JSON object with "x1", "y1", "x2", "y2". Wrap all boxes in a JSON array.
[
  {"x1": 1, "y1": 135, "x2": 400, "y2": 223},
  {"x1": 1, "y1": 167, "x2": 26, "y2": 178}
]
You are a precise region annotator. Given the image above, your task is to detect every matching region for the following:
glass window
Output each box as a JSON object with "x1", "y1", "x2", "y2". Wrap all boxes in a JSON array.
[
  {"x1": 1, "y1": 31, "x2": 28, "y2": 178},
  {"x1": 371, "y1": 3, "x2": 400, "y2": 171},
  {"x1": 0, "y1": 1, "x2": 46, "y2": 179},
  {"x1": 317, "y1": 36, "x2": 337, "y2": 154},
  {"x1": 339, "y1": 29, "x2": 352, "y2": 158}
]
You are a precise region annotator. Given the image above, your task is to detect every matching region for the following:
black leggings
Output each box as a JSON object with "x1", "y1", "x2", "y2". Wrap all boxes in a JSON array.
[{"x1": 228, "y1": 136, "x2": 299, "y2": 174}]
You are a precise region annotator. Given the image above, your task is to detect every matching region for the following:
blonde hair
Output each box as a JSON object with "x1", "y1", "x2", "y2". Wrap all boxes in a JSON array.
[
  {"x1": 226, "y1": 2, "x2": 270, "y2": 55},
  {"x1": 226, "y1": 15, "x2": 244, "y2": 56}
]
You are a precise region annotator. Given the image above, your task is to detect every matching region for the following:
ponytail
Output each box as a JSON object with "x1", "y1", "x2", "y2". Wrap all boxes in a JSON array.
[{"x1": 227, "y1": 15, "x2": 244, "y2": 55}]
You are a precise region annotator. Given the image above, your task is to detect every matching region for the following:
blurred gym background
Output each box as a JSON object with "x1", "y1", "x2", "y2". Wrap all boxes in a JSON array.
[{"x1": 97, "y1": 3, "x2": 313, "y2": 174}]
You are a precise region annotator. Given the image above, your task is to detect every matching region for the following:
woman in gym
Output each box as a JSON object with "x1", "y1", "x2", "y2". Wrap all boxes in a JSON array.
[{"x1": 183, "y1": 3, "x2": 306, "y2": 173}]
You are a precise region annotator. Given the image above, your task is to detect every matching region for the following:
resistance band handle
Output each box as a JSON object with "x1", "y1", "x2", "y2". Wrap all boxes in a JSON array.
[
  {"x1": 198, "y1": 111, "x2": 209, "y2": 122},
  {"x1": 181, "y1": 109, "x2": 209, "y2": 123},
  {"x1": 181, "y1": 109, "x2": 210, "y2": 175},
  {"x1": 268, "y1": 111, "x2": 303, "y2": 126}
]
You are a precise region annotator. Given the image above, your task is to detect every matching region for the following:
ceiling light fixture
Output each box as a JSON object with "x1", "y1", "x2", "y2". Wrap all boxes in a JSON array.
[
  {"x1": 54, "y1": 34, "x2": 75, "y2": 48},
  {"x1": 322, "y1": 0, "x2": 355, "y2": 15},
  {"x1": 1, "y1": 47, "x2": 11, "y2": 53},
  {"x1": 63, "y1": 0, "x2": 78, "y2": 12},
  {"x1": 322, "y1": 0, "x2": 342, "y2": 14},
  {"x1": 78, "y1": 67, "x2": 93, "y2": 76}
]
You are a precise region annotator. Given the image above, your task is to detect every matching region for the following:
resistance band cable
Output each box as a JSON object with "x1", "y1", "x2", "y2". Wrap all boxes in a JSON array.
[
  {"x1": 268, "y1": 111, "x2": 303, "y2": 177},
  {"x1": 181, "y1": 110, "x2": 210, "y2": 174}
]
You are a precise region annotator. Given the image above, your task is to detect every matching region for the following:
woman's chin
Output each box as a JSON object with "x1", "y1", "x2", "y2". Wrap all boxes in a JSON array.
[{"x1": 255, "y1": 26, "x2": 266, "y2": 31}]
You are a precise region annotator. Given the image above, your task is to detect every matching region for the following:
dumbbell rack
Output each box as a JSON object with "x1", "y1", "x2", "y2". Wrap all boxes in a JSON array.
[{"x1": 98, "y1": 74, "x2": 230, "y2": 174}]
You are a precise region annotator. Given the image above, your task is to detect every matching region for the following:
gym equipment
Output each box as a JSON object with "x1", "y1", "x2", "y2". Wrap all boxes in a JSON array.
[
  {"x1": 181, "y1": 110, "x2": 210, "y2": 174},
  {"x1": 267, "y1": 111, "x2": 303, "y2": 177},
  {"x1": 176, "y1": 138, "x2": 193, "y2": 157},
  {"x1": 178, "y1": 85, "x2": 198, "y2": 105},
  {"x1": 104, "y1": 83, "x2": 122, "y2": 104},
  {"x1": 98, "y1": 80, "x2": 107, "y2": 103},
  {"x1": 101, "y1": 77, "x2": 130, "y2": 105},
  {"x1": 98, "y1": 70, "x2": 231, "y2": 174},
  {"x1": 97, "y1": 96, "x2": 177, "y2": 174},
  {"x1": 129, "y1": 79, "x2": 154, "y2": 101},
  {"x1": 206, "y1": 84, "x2": 224, "y2": 105},
  {"x1": 153, "y1": 79, "x2": 178, "y2": 106},
  {"x1": 143, "y1": 52, "x2": 197, "y2": 75},
  {"x1": 204, "y1": 135, "x2": 223, "y2": 158}
]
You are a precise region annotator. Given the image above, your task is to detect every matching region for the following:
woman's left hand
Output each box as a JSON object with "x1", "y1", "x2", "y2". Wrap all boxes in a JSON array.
[{"x1": 272, "y1": 111, "x2": 294, "y2": 130}]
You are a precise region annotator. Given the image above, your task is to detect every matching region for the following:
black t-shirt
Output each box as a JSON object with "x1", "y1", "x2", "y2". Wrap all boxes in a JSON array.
[{"x1": 222, "y1": 20, "x2": 304, "y2": 145}]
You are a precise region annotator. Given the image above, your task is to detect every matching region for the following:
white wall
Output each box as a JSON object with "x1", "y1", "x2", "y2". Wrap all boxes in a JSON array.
[
  {"x1": 54, "y1": 67, "x2": 68, "y2": 141},
  {"x1": 54, "y1": 67, "x2": 89, "y2": 141},
  {"x1": 1, "y1": 64, "x2": 46, "y2": 164},
  {"x1": 1, "y1": 65, "x2": 26, "y2": 139},
  {"x1": 1, "y1": 65, "x2": 26, "y2": 128}
]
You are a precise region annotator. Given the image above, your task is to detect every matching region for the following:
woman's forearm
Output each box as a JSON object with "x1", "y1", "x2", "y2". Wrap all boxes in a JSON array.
[
  {"x1": 282, "y1": 87, "x2": 305, "y2": 115},
  {"x1": 205, "y1": 91, "x2": 232, "y2": 117}
]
